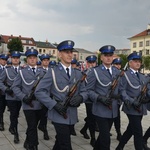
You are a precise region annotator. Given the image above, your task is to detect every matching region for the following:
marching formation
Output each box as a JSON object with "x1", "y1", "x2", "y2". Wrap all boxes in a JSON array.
[{"x1": 0, "y1": 40, "x2": 150, "y2": 150}]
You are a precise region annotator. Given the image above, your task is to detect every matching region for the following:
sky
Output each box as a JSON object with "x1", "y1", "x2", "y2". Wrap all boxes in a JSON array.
[{"x1": 0, "y1": 0, "x2": 150, "y2": 52}]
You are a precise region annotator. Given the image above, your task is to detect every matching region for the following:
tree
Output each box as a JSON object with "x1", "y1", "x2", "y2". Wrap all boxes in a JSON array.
[
  {"x1": 7, "y1": 37, "x2": 23, "y2": 53},
  {"x1": 143, "y1": 56, "x2": 150, "y2": 70},
  {"x1": 118, "y1": 54, "x2": 128, "y2": 69}
]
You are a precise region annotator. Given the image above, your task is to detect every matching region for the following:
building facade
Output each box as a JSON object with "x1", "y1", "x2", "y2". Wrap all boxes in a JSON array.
[
  {"x1": 35, "y1": 41, "x2": 57, "y2": 61},
  {"x1": 128, "y1": 24, "x2": 150, "y2": 56},
  {"x1": 0, "y1": 35, "x2": 36, "y2": 54}
]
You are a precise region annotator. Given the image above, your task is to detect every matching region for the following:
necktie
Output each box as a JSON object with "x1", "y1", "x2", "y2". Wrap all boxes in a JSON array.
[
  {"x1": 107, "y1": 69, "x2": 112, "y2": 77},
  {"x1": 135, "y1": 72, "x2": 139, "y2": 79},
  {"x1": 66, "y1": 68, "x2": 70, "y2": 78},
  {"x1": 15, "y1": 67, "x2": 18, "y2": 73},
  {"x1": 2, "y1": 67, "x2": 5, "y2": 70},
  {"x1": 32, "y1": 68, "x2": 36, "y2": 74}
]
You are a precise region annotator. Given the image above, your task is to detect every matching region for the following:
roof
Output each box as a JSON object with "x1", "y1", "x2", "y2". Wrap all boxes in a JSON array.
[
  {"x1": 75, "y1": 48, "x2": 95, "y2": 54},
  {"x1": 35, "y1": 41, "x2": 56, "y2": 49},
  {"x1": 129, "y1": 29, "x2": 150, "y2": 39},
  {"x1": 1, "y1": 35, "x2": 36, "y2": 46}
]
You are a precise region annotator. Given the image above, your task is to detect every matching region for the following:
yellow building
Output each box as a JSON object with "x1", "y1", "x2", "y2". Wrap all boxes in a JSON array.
[{"x1": 129, "y1": 24, "x2": 150, "y2": 55}]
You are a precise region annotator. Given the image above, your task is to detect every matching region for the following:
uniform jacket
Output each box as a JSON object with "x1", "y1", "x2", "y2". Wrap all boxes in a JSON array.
[
  {"x1": 35, "y1": 63, "x2": 88, "y2": 125},
  {"x1": 0, "y1": 65, "x2": 6, "y2": 95},
  {"x1": 120, "y1": 68, "x2": 148, "y2": 115},
  {"x1": 0, "y1": 66, "x2": 22, "y2": 101},
  {"x1": 86, "y1": 64, "x2": 120, "y2": 118},
  {"x1": 12, "y1": 66, "x2": 46, "y2": 110}
]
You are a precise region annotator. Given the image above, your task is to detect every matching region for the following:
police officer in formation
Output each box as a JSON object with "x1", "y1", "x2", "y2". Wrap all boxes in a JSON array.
[
  {"x1": 116, "y1": 52, "x2": 150, "y2": 150},
  {"x1": 37, "y1": 54, "x2": 50, "y2": 140},
  {"x1": 12, "y1": 49, "x2": 46, "y2": 150},
  {"x1": 0, "y1": 51, "x2": 22, "y2": 143},
  {"x1": 35, "y1": 40, "x2": 88, "y2": 150},
  {"x1": 80, "y1": 55, "x2": 97, "y2": 147},
  {"x1": 143, "y1": 102, "x2": 150, "y2": 150},
  {"x1": 49, "y1": 60, "x2": 57, "y2": 68},
  {"x1": 86, "y1": 45, "x2": 121, "y2": 150},
  {"x1": 112, "y1": 58, "x2": 122, "y2": 141},
  {"x1": 0, "y1": 54, "x2": 9, "y2": 131}
]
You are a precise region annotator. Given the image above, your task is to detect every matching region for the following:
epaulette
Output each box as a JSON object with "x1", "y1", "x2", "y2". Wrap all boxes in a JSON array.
[
  {"x1": 74, "y1": 68, "x2": 81, "y2": 71},
  {"x1": 93, "y1": 66, "x2": 99, "y2": 68},
  {"x1": 6, "y1": 66, "x2": 11, "y2": 68}
]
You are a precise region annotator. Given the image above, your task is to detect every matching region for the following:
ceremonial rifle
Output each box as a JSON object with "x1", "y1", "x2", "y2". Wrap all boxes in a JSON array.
[
  {"x1": 27, "y1": 71, "x2": 46, "y2": 107},
  {"x1": 106, "y1": 62, "x2": 128, "y2": 109},
  {"x1": 135, "y1": 78, "x2": 150, "y2": 113},
  {"x1": 62, "y1": 69, "x2": 90, "y2": 119}
]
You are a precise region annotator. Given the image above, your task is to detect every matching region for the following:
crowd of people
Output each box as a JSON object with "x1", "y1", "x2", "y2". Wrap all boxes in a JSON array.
[{"x1": 0, "y1": 40, "x2": 150, "y2": 150}]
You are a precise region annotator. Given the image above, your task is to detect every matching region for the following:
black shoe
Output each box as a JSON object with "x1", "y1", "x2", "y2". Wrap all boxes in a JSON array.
[
  {"x1": 116, "y1": 145, "x2": 123, "y2": 150},
  {"x1": 90, "y1": 138, "x2": 96, "y2": 147},
  {"x1": 38, "y1": 126, "x2": 44, "y2": 132},
  {"x1": 44, "y1": 130, "x2": 50, "y2": 140},
  {"x1": 117, "y1": 133, "x2": 122, "y2": 141},
  {"x1": 9, "y1": 128, "x2": 15, "y2": 135},
  {"x1": 143, "y1": 142, "x2": 150, "y2": 150},
  {"x1": 71, "y1": 130, "x2": 77, "y2": 136},
  {"x1": 0, "y1": 123, "x2": 4, "y2": 131},
  {"x1": 14, "y1": 134, "x2": 19, "y2": 144},
  {"x1": 27, "y1": 145, "x2": 38, "y2": 150},
  {"x1": 80, "y1": 129, "x2": 90, "y2": 139},
  {"x1": 24, "y1": 140, "x2": 29, "y2": 149}
]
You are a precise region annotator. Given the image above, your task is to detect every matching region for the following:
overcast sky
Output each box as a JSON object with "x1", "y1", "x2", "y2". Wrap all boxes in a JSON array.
[{"x1": 0, "y1": 0, "x2": 150, "y2": 51}]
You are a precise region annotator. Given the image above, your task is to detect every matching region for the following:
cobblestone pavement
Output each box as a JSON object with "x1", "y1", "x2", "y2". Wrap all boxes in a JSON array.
[{"x1": 0, "y1": 104, "x2": 150, "y2": 150}]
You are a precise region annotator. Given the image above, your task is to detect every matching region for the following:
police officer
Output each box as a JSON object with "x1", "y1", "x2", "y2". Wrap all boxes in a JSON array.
[
  {"x1": 71, "y1": 58, "x2": 77, "y2": 68},
  {"x1": 49, "y1": 60, "x2": 57, "y2": 68},
  {"x1": 35, "y1": 40, "x2": 88, "y2": 150},
  {"x1": 112, "y1": 58, "x2": 122, "y2": 141},
  {"x1": 7, "y1": 60, "x2": 12, "y2": 67},
  {"x1": 143, "y1": 103, "x2": 150, "y2": 150},
  {"x1": 0, "y1": 51, "x2": 22, "y2": 143},
  {"x1": 86, "y1": 45, "x2": 120, "y2": 150},
  {"x1": 0, "y1": 54, "x2": 9, "y2": 131},
  {"x1": 37, "y1": 54, "x2": 50, "y2": 140},
  {"x1": 70, "y1": 58, "x2": 78, "y2": 136},
  {"x1": 12, "y1": 49, "x2": 45, "y2": 150},
  {"x1": 37, "y1": 61, "x2": 41, "y2": 67},
  {"x1": 116, "y1": 52, "x2": 149, "y2": 150},
  {"x1": 80, "y1": 55, "x2": 97, "y2": 147}
]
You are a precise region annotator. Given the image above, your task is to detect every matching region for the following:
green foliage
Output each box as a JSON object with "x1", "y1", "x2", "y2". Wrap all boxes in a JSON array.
[
  {"x1": 24, "y1": 58, "x2": 27, "y2": 63},
  {"x1": 97, "y1": 53, "x2": 101, "y2": 65},
  {"x1": 7, "y1": 37, "x2": 23, "y2": 53},
  {"x1": 118, "y1": 54, "x2": 128, "y2": 68},
  {"x1": 143, "y1": 56, "x2": 150, "y2": 70}
]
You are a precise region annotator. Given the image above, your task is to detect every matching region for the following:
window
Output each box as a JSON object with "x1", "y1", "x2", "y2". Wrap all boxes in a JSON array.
[
  {"x1": 139, "y1": 50, "x2": 142, "y2": 56},
  {"x1": 26, "y1": 47, "x2": 29, "y2": 50},
  {"x1": 80, "y1": 55, "x2": 82, "y2": 60},
  {"x1": 146, "y1": 41, "x2": 150, "y2": 46},
  {"x1": 53, "y1": 50, "x2": 55, "y2": 54},
  {"x1": 26, "y1": 40, "x2": 29, "y2": 44},
  {"x1": 139, "y1": 41, "x2": 143, "y2": 47},
  {"x1": 146, "y1": 49, "x2": 149, "y2": 55},
  {"x1": 39, "y1": 49, "x2": 42, "y2": 53},
  {"x1": 133, "y1": 42, "x2": 136, "y2": 48},
  {"x1": 43, "y1": 49, "x2": 45, "y2": 53}
]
